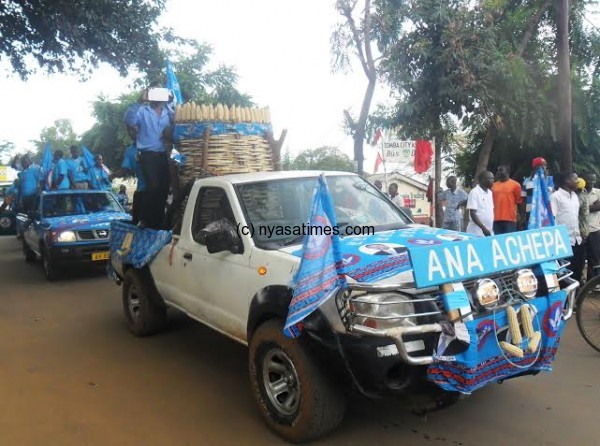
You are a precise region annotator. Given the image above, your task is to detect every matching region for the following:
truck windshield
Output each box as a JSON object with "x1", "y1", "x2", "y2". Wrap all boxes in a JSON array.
[
  {"x1": 236, "y1": 175, "x2": 412, "y2": 248},
  {"x1": 41, "y1": 192, "x2": 123, "y2": 217}
]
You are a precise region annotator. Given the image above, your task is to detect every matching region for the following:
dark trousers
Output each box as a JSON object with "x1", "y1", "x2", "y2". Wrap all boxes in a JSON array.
[
  {"x1": 21, "y1": 195, "x2": 37, "y2": 213},
  {"x1": 138, "y1": 152, "x2": 170, "y2": 229},
  {"x1": 493, "y1": 221, "x2": 517, "y2": 234},
  {"x1": 570, "y1": 242, "x2": 586, "y2": 284},
  {"x1": 131, "y1": 191, "x2": 145, "y2": 225},
  {"x1": 587, "y1": 231, "x2": 600, "y2": 278}
]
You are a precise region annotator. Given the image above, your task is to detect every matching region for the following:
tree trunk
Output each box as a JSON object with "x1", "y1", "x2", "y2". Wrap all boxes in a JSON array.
[
  {"x1": 557, "y1": 0, "x2": 572, "y2": 171},
  {"x1": 354, "y1": 76, "x2": 376, "y2": 175},
  {"x1": 474, "y1": 122, "x2": 497, "y2": 184}
]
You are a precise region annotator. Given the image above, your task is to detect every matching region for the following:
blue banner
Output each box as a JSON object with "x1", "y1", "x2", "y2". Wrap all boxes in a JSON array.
[
  {"x1": 166, "y1": 60, "x2": 183, "y2": 105},
  {"x1": 285, "y1": 174, "x2": 346, "y2": 338},
  {"x1": 528, "y1": 167, "x2": 555, "y2": 229},
  {"x1": 408, "y1": 226, "x2": 572, "y2": 288},
  {"x1": 173, "y1": 122, "x2": 273, "y2": 141},
  {"x1": 109, "y1": 221, "x2": 172, "y2": 269},
  {"x1": 41, "y1": 143, "x2": 53, "y2": 190}
]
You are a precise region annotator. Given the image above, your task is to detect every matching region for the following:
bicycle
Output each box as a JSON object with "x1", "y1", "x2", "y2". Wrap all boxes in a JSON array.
[{"x1": 576, "y1": 273, "x2": 600, "y2": 353}]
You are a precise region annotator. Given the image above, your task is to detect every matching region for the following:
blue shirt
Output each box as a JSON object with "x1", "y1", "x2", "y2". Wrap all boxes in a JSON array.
[
  {"x1": 89, "y1": 165, "x2": 112, "y2": 191},
  {"x1": 66, "y1": 157, "x2": 88, "y2": 183},
  {"x1": 121, "y1": 145, "x2": 146, "y2": 192},
  {"x1": 52, "y1": 159, "x2": 71, "y2": 190},
  {"x1": 522, "y1": 175, "x2": 554, "y2": 214},
  {"x1": 123, "y1": 103, "x2": 174, "y2": 152},
  {"x1": 19, "y1": 164, "x2": 43, "y2": 196}
]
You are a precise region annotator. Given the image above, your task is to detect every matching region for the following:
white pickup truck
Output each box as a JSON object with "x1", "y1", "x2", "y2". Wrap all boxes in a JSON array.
[{"x1": 109, "y1": 171, "x2": 578, "y2": 443}]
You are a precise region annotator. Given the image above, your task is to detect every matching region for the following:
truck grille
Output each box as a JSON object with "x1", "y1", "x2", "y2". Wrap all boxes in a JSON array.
[
  {"x1": 463, "y1": 271, "x2": 517, "y2": 298},
  {"x1": 77, "y1": 229, "x2": 110, "y2": 240}
]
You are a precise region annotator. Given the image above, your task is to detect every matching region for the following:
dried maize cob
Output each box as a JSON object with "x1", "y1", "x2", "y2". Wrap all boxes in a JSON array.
[
  {"x1": 506, "y1": 306, "x2": 522, "y2": 345},
  {"x1": 216, "y1": 103, "x2": 224, "y2": 121},
  {"x1": 520, "y1": 304, "x2": 535, "y2": 338},
  {"x1": 175, "y1": 105, "x2": 182, "y2": 122},
  {"x1": 201, "y1": 104, "x2": 208, "y2": 120},
  {"x1": 230, "y1": 105, "x2": 237, "y2": 122},
  {"x1": 195, "y1": 104, "x2": 202, "y2": 121},
  {"x1": 500, "y1": 341, "x2": 524, "y2": 358},
  {"x1": 223, "y1": 104, "x2": 230, "y2": 121},
  {"x1": 265, "y1": 107, "x2": 271, "y2": 123},
  {"x1": 208, "y1": 104, "x2": 215, "y2": 120},
  {"x1": 250, "y1": 108, "x2": 257, "y2": 123},
  {"x1": 244, "y1": 107, "x2": 251, "y2": 122},
  {"x1": 235, "y1": 106, "x2": 243, "y2": 122},
  {"x1": 527, "y1": 331, "x2": 541, "y2": 353}
]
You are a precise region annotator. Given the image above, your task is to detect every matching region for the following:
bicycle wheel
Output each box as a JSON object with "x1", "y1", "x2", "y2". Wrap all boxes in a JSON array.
[{"x1": 576, "y1": 275, "x2": 600, "y2": 353}]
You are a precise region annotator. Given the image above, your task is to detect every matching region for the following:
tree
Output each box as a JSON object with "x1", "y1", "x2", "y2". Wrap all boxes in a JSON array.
[
  {"x1": 0, "y1": 141, "x2": 16, "y2": 165},
  {"x1": 33, "y1": 119, "x2": 79, "y2": 155},
  {"x1": 332, "y1": 0, "x2": 378, "y2": 175},
  {"x1": 1, "y1": 0, "x2": 166, "y2": 79},
  {"x1": 283, "y1": 147, "x2": 354, "y2": 172}
]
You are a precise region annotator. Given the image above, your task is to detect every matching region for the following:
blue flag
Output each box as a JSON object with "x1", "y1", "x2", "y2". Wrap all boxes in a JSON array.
[
  {"x1": 528, "y1": 167, "x2": 555, "y2": 229},
  {"x1": 166, "y1": 60, "x2": 183, "y2": 105},
  {"x1": 81, "y1": 145, "x2": 95, "y2": 170},
  {"x1": 284, "y1": 174, "x2": 346, "y2": 338},
  {"x1": 41, "y1": 142, "x2": 53, "y2": 190}
]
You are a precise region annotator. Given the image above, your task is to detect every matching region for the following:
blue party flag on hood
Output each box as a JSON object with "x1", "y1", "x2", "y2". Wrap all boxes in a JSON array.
[
  {"x1": 41, "y1": 142, "x2": 53, "y2": 190},
  {"x1": 284, "y1": 174, "x2": 347, "y2": 338},
  {"x1": 528, "y1": 167, "x2": 555, "y2": 229},
  {"x1": 166, "y1": 60, "x2": 183, "y2": 105}
]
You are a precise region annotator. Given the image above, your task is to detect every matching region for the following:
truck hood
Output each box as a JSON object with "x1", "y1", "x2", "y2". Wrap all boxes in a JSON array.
[
  {"x1": 280, "y1": 224, "x2": 475, "y2": 284},
  {"x1": 42, "y1": 211, "x2": 132, "y2": 231}
]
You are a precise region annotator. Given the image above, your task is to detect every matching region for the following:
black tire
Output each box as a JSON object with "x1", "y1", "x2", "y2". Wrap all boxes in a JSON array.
[
  {"x1": 249, "y1": 319, "x2": 346, "y2": 443},
  {"x1": 576, "y1": 275, "x2": 600, "y2": 353},
  {"x1": 23, "y1": 240, "x2": 36, "y2": 263},
  {"x1": 41, "y1": 248, "x2": 58, "y2": 281},
  {"x1": 122, "y1": 268, "x2": 167, "y2": 336}
]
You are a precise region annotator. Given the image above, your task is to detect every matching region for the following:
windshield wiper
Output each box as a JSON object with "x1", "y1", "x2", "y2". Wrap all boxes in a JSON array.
[{"x1": 282, "y1": 235, "x2": 305, "y2": 246}]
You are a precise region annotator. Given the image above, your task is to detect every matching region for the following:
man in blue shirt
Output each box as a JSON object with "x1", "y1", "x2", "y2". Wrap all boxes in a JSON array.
[
  {"x1": 66, "y1": 145, "x2": 89, "y2": 189},
  {"x1": 123, "y1": 86, "x2": 174, "y2": 228},
  {"x1": 88, "y1": 154, "x2": 112, "y2": 191},
  {"x1": 18, "y1": 155, "x2": 44, "y2": 211},
  {"x1": 52, "y1": 150, "x2": 71, "y2": 190},
  {"x1": 114, "y1": 144, "x2": 146, "y2": 224}
]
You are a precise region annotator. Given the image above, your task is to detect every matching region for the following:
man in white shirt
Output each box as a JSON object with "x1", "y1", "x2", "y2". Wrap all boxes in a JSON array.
[
  {"x1": 583, "y1": 172, "x2": 600, "y2": 277},
  {"x1": 466, "y1": 171, "x2": 495, "y2": 237},
  {"x1": 551, "y1": 172, "x2": 584, "y2": 282}
]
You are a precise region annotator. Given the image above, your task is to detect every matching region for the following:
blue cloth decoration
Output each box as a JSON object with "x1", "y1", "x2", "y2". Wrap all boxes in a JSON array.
[
  {"x1": 41, "y1": 143, "x2": 53, "y2": 190},
  {"x1": 428, "y1": 291, "x2": 567, "y2": 394},
  {"x1": 442, "y1": 290, "x2": 470, "y2": 311},
  {"x1": 81, "y1": 145, "x2": 96, "y2": 170},
  {"x1": 528, "y1": 167, "x2": 555, "y2": 229},
  {"x1": 173, "y1": 122, "x2": 273, "y2": 141},
  {"x1": 109, "y1": 221, "x2": 172, "y2": 269},
  {"x1": 290, "y1": 226, "x2": 474, "y2": 283},
  {"x1": 43, "y1": 211, "x2": 130, "y2": 230},
  {"x1": 166, "y1": 60, "x2": 183, "y2": 105},
  {"x1": 284, "y1": 174, "x2": 346, "y2": 338}
]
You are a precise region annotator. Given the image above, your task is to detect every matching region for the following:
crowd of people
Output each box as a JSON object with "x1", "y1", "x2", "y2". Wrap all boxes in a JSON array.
[
  {"x1": 0, "y1": 147, "x2": 116, "y2": 214},
  {"x1": 438, "y1": 157, "x2": 599, "y2": 284}
]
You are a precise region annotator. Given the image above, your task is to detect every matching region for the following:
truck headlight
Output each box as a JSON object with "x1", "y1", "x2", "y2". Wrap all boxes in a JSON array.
[
  {"x1": 475, "y1": 278, "x2": 499, "y2": 308},
  {"x1": 515, "y1": 269, "x2": 538, "y2": 298},
  {"x1": 57, "y1": 230, "x2": 76, "y2": 242},
  {"x1": 351, "y1": 293, "x2": 416, "y2": 329}
]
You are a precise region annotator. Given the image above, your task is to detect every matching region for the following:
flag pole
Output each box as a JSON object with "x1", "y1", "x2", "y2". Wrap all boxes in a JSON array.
[{"x1": 432, "y1": 136, "x2": 436, "y2": 227}]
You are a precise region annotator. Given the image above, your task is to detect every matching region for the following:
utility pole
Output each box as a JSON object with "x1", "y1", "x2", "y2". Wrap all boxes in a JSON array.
[{"x1": 557, "y1": 0, "x2": 572, "y2": 171}]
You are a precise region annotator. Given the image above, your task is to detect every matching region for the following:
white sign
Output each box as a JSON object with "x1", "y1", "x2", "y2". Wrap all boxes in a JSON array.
[{"x1": 383, "y1": 140, "x2": 415, "y2": 163}]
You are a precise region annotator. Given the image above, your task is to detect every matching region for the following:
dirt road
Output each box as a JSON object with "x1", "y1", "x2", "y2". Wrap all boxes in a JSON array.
[{"x1": 1, "y1": 236, "x2": 599, "y2": 445}]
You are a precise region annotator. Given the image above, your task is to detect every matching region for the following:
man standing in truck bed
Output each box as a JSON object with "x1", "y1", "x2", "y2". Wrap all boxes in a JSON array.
[{"x1": 123, "y1": 86, "x2": 174, "y2": 229}]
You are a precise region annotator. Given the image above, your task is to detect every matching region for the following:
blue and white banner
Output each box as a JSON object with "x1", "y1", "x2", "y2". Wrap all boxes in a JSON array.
[
  {"x1": 528, "y1": 167, "x2": 555, "y2": 229},
  {"x1": 408, "y1": 226, "x2": 572, "y2": 288},
  {"x1": 284, "y1": 174, "x2": 346, "y2": 338},
  {"x1": 110, "y1": 221, "x2": 172, "y2": 269},
  {"x1": 173, "y1": 122, "x2": 273, "y2": 141}
]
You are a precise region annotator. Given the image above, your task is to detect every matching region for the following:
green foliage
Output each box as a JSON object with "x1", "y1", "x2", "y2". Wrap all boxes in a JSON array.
[
  {"x1": 0, "y1": 141, "x2": 16, "y2": 165},
  {"x1": 32, "y1": 120, "x2": 79, "y2": 157},
  {"x1": 1, "y1": 0, "x2": 166, "y2": 79},
  {"x1": 283, "y1": 147, "x2": 354, "y2": 172}
]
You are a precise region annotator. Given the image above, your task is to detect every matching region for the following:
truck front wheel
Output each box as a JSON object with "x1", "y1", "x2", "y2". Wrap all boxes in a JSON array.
[
  {"x1": 249, "y1": 319, "x2": 346, "y2": 443},
  {"x1": 122, "y1": 269, "x2": 167, "y2": 336}
]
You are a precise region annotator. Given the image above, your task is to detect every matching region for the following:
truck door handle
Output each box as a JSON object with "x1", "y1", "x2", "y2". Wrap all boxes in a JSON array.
[{"x1": 183, "y1": 252, "x2": 193, "y2": 260}]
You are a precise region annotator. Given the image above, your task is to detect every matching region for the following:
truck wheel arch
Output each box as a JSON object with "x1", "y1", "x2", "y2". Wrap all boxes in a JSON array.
[{"x1": 247, "y1": 285, "x2": 293, "y2": 340}]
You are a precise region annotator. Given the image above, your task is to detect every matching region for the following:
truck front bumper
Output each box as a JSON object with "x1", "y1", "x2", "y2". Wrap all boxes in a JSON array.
[{"x1": 49, "y1": 243, "x2": 111, "y2": 265}]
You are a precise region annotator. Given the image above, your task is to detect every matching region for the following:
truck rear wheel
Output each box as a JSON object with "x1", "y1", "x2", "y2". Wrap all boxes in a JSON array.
[
  {"x1": 122, "y1": 268, "x2": 167, "y2": 336},
  {"x1": 249, "y1": 319, "x2": 346, "y2": 443}
]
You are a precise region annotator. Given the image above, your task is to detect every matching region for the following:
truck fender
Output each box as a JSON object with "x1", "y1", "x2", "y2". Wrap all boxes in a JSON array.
[{"x1": 247, "y1": 285, "x2": 293, "y2": 340}]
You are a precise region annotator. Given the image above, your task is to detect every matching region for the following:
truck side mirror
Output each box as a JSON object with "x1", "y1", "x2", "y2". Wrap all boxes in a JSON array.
[{"x1": 197, "y1": 220, "x2": 243, "y2": 254}]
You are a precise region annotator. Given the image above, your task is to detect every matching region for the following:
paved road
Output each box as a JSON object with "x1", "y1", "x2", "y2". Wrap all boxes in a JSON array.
[{"x1": 1, "y1": 236, "x2": 599, "y2": 446}]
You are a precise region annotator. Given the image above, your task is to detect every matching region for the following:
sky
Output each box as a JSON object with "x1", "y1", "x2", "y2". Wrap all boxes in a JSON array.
[{"x1": 0, "y1": 0, "x2": 389, "y2": 171}]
